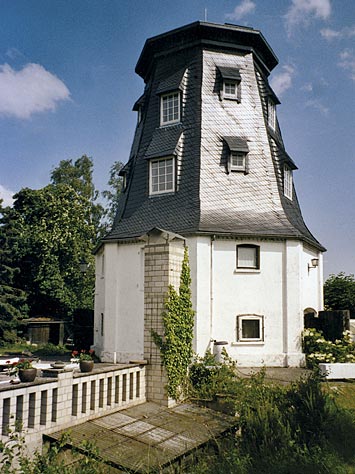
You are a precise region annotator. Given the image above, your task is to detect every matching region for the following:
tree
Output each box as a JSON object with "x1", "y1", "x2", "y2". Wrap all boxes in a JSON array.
[
  {"x1": 3, "y1": 185, "x2": 96, "y2": 319},
  {"x1": 324, "y1": 272, "x2": 355, "y2": 315},
  {"x1": 0, "y1": 200, "x2": 28, "y2": 341},
  {"x1": 51, "y1": 155, "x2": 104, "y2": 239},
  {"x1": 102, "y1": 160, "x2": 125, "y2": 228}
]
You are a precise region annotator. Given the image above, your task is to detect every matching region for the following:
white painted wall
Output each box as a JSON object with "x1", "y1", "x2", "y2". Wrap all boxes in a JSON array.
[
  {"x1": 95, "y1": 236, "x2": 322, "y2": 367},
  {"x1": 187, "y1": 236, "x2": 323, "y2": 366},
  {"x1": 94, "y1": 242, "x2": 145, "y2": 363}
]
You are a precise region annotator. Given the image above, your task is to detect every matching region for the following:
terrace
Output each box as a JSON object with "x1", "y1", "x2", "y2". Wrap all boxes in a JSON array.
[{"x1": 0, "y1": 361, "x2": 146, "y2": 449}]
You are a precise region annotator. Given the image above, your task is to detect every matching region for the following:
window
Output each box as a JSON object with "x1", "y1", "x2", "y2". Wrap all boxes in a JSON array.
[
  {"x1": 217, "y1": 66, "x2": 241, "y2": 102},
  {"x1": 149, "y1": 157, "x2": 175, "y2": 195},
  {"x1": 237, "y1": 315, "x2": 264, "y2": 342},
  {"x1": 224, "y1": 137, "x2": 249, "y2": 174},
  {"x1": 231, "y1": 151, "x2": 246, "y2": 172},
  {"x1": 161, "y1": 92, "x2": 180, "y2": 125},
  {"x1": 284, "y1": 165, "x2": 293, "y2": 200},
  {"x1": 223, "y1": 80, "x2": 241, "y2": 100},
  {"x1": 268, "y1": 99, "x2": 276, "y2": 129},
  {"x1": 237, "y1": 244, "x2": 260, "y2": 269}
]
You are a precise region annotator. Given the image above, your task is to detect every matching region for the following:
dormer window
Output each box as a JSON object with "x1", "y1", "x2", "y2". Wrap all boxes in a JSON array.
[
  {"x1": 218, "y1": 66, "x2": 241, "y2": 102},
  {"x1": 284, "y1": 165, "x2": 293, "y2": 200},
  {"x1": 223, "y1": 136, "x2": 249, "y2": 173},
  {"x1": 160, "y1": 91, "x2": 180, "y2": 126},
  {"x1": 268, "y1": 98, "x2": 276, "y2": 129},
  {"x1": 149, "y1": 156, "x2": 175, "y2": 195},
  {"x1": 133, "y1": 94, "x2": 145, "y2": 125},
  {"x1": 231, "y1": 151, "x2": 246, "y2": 171}
]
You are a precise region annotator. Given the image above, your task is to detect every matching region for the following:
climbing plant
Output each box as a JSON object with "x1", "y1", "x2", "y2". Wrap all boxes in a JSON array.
[{"x1": 152, "y1": 247, "x2": 195, "y2": 400}]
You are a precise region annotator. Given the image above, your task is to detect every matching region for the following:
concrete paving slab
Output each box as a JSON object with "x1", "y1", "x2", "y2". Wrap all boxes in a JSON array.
[{"x1": 46, "y1": 401, "x2": 237, "y2": 473}]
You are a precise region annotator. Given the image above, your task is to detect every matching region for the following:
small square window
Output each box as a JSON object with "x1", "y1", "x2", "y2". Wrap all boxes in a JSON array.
[
  {"x1": 223, "y1": 80, "x2": 241, "y2": 101},
  {"x1": 160, "y1": 92, "x2": 180, "y2": 125},
  {"x1": 237, "y1": 315, "x2": 264, "y2": 342},
  {"x1": 284, "y1": 165, "x2": 293, "y2": 200},
  {"x1": 149, "y1": 157, "x2": 175, "y2": 195},
  {"x1": 231, "y1": 152, "x2": 246, "y2": 172},
  {"x1": 237, "y1": 245, "x2": 260, "y2": 269}
]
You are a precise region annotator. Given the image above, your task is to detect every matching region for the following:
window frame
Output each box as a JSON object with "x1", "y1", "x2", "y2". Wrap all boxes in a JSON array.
[
  {"x1": 268, "y1": 98, "x2": 276, "y2": 129},
  {"x1": 236, "y1": 244, "x2": 260, "y2": 270},
  {"x1": 149, "y1": 156, "x2": 175, "y2": 196},
  {"x1": 237, "y1": 314, "x2": 264, "y2": 343},
  {"x1": 160, "y1": 91, "x2": 181, "y2": 126},
  {"x1": 230, "y1": 151, "x2": 247, "y2": 172},
  {"x1": 284, "y1": 164, "x2": 293, "y2": 200},
  {"x1": 223, "y1": 80, "x2": 241, "y2": 101}
]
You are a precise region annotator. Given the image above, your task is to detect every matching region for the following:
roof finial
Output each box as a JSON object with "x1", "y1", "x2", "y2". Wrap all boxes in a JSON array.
[{"x1": 204, "y1": 8, "x2": 208, "y2": 22}]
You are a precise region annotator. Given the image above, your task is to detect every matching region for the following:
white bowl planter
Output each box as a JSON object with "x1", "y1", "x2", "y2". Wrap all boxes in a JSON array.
[{"x1": 319, "y1": 363, "x2": 355, "y2": 379}]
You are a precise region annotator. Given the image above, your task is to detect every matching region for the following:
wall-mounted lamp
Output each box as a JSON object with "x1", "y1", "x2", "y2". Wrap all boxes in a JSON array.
[{"x1": 308, "y1": 258, "x2": 319, "y2": 273}]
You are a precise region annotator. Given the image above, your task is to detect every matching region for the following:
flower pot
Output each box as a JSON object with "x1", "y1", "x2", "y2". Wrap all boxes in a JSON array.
[
  {"x1": 18, "y1": 368, "x2": 37, "y2": 383},
  {"x1": 79, "y1": 360, "x2": 94, "y2": 373}
]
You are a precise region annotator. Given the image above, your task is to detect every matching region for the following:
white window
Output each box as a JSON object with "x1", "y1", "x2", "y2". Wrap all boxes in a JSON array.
[
  {"x1": 237, "y1": 244, "x2": 260, "y2": 269},
  {"x1": 268, "y1": 99, "x2": 276, "y2": 129},
  {"x1": 284, "y1": 165, "x2": 293, "y2": 200},
  {"x1": 149, "y1": 157, "x2": 175, "y2": 195},
  {"x1": 231, "y1": 152, "x2": 246, "y2": 172},
  {"x1": 161, "y1": 92, "x2": 180, "y2": 125},
  {"x1": 237, "y1": 315, "x2": 264, "y2": 342}
]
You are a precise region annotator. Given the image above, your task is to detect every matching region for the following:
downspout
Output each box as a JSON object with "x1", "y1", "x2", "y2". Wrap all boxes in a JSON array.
[{"x1": 210, "y1": 235, "x2": 215, "y2": 340}]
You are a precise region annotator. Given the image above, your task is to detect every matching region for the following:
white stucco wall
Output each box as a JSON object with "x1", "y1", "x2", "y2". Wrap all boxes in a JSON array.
[
  {"x1": 94, "y1": 242, "x2": 145, "y2": 363},
  {"x1": 187, "y1": 236, "x2": 323, "y2": 367}
]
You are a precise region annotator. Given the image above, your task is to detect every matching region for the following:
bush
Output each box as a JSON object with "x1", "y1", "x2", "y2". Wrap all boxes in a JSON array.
[
  {"x1": 189, "y1": 357, "x2": 355, "y2": 474},
  {"x1": 189, "y1": 349, "x2": 237, "y2": 400},
  {"x1": 33, "y1": 343, "x2": 69, "y2": 356},
  {"x1": 303, "y1": 328, "x2": 355, "y2": 368}
]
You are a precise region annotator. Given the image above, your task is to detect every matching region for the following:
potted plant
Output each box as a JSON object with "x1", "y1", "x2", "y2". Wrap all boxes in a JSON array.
[
  {"x1": 8, "y1": 359, "x2": 37, "y2": 382},
  {"x1": 72, "y1": 349, "x2": 95, "y2": 373}
]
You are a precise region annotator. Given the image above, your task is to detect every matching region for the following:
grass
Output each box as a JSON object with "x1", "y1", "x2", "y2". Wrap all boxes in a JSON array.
[
  {"x1": 0, "y1": 342, "x2": 71, "y2": 357},
  {"x1": 324, "y1": 380, "x2": 355, "y2": 412},
  {"x1": 188, "y1": 356, "x2": 355, "y2": 474}
]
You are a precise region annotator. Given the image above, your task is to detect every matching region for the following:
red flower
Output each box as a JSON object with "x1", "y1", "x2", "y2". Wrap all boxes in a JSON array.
[{"x1": 72, "y1": 350, "x2": 79, "y2": 356}]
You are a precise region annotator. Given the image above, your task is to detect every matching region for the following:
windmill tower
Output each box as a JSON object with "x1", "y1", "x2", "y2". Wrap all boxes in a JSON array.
[{"x1": 94, "y1": 22, "x2": 324, "y2": 401}]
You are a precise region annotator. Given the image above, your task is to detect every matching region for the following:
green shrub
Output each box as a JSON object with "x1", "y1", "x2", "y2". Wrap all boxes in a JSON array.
[
  {"x1": 33, "y1": 343, "x2": 69, "y2": 356},
  {"x1": 303, "y1": 328, "x2": 355, "y2": 368}
]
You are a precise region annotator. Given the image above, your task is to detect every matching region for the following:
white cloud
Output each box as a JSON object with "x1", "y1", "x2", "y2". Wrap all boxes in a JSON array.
[
  {"x1": 0, "y1": 63, "x2": 70, "y2": 119},
  {"x1": 301, "y1": 83, "x2": 313, "y2": 92},
  {"x1": 338, "y1": 49, "x2": 355, "y2": 81},
  {"x1": 270, "y1": 65, "x2": 295, "y2": 97},
  {"x1": 320, "y1": 25, "x2": 355, "y2": 40},
  {"x1": 305, "y1": 98, "x2": 329, "y2": 115},
  {"x1": 285, "y1": 0, "x2": 331, "y2": 35},
  {"x1": 225, "y1": 0, "x2": 256, "y2": 21},
  {"x1": 0, "y1": 184, "x2": 15, "y2": 207}
]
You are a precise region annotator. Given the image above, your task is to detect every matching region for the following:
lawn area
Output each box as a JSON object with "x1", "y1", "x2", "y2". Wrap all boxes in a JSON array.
[
  {"x1": 0, "y1": 342, "x2": 71, "y2": 357},
  {"x1": 325, "y1": 380, "x2": 355, "y2": 412}
]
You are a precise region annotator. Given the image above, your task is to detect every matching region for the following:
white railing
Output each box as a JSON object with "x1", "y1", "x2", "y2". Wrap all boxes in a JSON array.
[{"x1": 0, "y1": 364, "x2": 146, "y2": 446}]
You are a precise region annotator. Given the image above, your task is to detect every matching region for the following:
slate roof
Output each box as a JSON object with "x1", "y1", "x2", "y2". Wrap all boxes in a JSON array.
[
  {"x1": 223, "y1": 136, "x2": 249, "y2": 152},
  {"x1": 144, "y1": 125, "x2": 183, "y2": 159},
  {"x1": 217, "y1": 66, "x2": 241, "y2": 81},
  {"x1": 105, "y1": 22, "x2": 324, "y2": 252}
]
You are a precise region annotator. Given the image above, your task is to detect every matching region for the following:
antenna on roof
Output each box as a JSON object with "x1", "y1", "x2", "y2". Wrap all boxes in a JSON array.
[{"x1": 204, "y1": 8, "x2": 208, "y2": 22}]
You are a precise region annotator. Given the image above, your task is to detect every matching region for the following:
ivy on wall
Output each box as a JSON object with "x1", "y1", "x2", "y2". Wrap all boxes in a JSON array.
[{"x1": 152, "y1": 247, "x2": 195, "y2": 399}]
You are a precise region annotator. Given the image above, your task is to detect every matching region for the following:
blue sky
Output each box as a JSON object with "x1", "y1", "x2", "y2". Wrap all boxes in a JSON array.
[{"x1": 0, "y1": 0, "x2": 354, "y2": 277}]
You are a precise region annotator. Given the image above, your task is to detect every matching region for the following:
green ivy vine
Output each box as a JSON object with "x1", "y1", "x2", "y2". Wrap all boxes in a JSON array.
[{"x1": 152, "y1": 246, "x2": 195, "y2": 400}]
